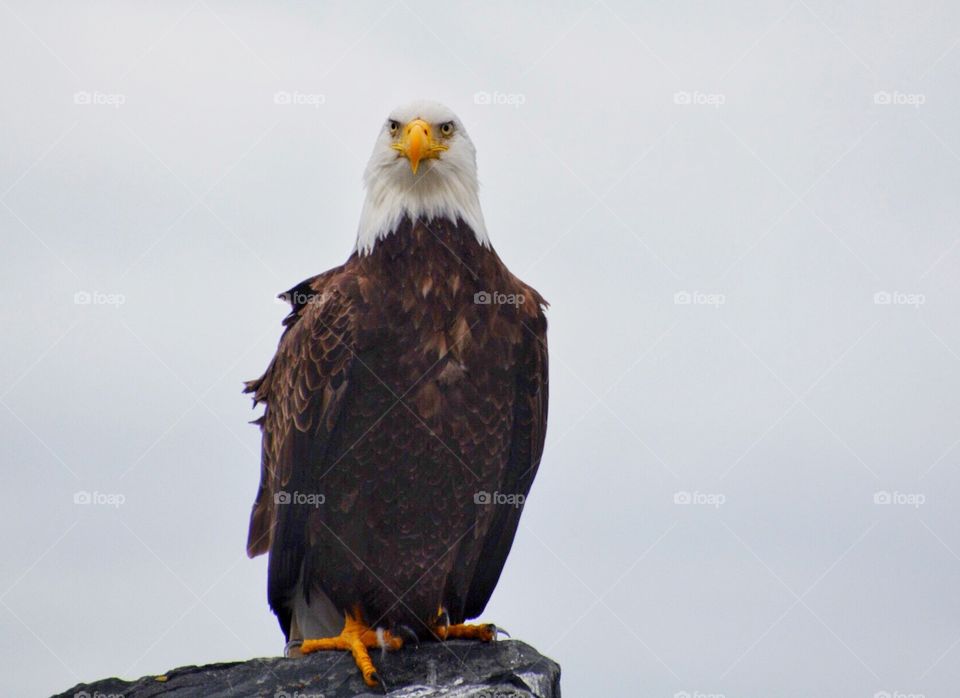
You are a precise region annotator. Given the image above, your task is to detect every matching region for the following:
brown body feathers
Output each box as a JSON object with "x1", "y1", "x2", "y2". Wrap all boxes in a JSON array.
[{"x1": 246, "y1": 217, "x2": 548, "y2": 638}]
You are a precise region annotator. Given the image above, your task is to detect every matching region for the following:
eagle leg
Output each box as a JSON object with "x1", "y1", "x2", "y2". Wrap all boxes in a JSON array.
[{"x1": 300, "y1": 608, "x2": 402, "y2": 687}]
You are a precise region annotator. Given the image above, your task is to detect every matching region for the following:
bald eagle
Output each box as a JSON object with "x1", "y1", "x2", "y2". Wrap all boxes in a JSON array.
[{"x1": 245, "y1": 100, "x2": 548, "y2": 687}]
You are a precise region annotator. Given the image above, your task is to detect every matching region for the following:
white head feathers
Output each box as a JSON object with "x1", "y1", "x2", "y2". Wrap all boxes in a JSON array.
[{"x1": 355, "y1": 100, "x2": 489, "y2": 255}]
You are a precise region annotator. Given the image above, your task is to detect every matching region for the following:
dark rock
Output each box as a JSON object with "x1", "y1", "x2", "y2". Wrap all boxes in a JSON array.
[{"x1": 53, "y1": 639, "x2": 560, "y2": 698}]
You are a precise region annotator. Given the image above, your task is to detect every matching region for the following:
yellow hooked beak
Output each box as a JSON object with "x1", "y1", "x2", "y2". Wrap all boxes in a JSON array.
[{"x1": 391, "y1": 119, "x2": 448, "y2": 174}]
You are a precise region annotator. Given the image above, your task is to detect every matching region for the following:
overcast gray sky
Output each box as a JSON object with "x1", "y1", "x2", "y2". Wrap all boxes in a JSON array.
[{"x1": 2, "y1": 1, "x2": 960, "y2": 696}]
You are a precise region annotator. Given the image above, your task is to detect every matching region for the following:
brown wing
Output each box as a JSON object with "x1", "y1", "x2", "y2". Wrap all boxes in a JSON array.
[
  {"x1": 463, "y1": 301, "x2": 548, "y2": 619},
  {"x1": 244, "y1": 270, "x2": 356, "y2": 633}
]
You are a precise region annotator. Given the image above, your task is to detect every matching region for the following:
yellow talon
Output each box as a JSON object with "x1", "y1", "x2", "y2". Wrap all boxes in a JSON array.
[
  {"x1": 430, "y1": 605, "x2": 497, "y2": 642},
  {"x1": 434, "y1": 621, "x2": 496, "y2": 642},
  {"x1": 300, "y1": 609, "x2": 402, "y2": 687}
]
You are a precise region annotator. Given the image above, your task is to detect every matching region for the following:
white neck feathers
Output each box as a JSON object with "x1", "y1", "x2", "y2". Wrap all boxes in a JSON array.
[{"x1": 355, "y1": 172, "x2": 488, "y2": 254}]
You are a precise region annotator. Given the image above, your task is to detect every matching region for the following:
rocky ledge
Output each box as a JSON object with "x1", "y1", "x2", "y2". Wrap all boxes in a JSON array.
[{"x1": 53, "y1": 639, "x2": 560, "y2": 698}]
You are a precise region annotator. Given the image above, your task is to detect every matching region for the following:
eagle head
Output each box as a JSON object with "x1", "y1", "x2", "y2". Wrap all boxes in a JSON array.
[{"x1": 356, "y1": 100, "x2": 489, "y2": 254}]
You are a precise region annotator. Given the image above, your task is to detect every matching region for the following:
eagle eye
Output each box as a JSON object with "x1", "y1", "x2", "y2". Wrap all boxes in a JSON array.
[
  {"x1": 388, "y1": 120, "x2": 400, "y2": 136},
  {"x1": 439, "y1": 121, "x2": 455, "y2": 137}
]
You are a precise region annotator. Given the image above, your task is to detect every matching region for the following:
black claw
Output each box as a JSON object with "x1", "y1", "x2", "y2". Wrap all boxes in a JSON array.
[
  {"x1": 494, "y1": 624, "x2": 511, "y2": 639},
  {"x1": 396, "y1": 624, "x2": 420, "y2": 648},
  {"x1": 371, "y1": 672, "x2": 388, "y2": 694}
]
